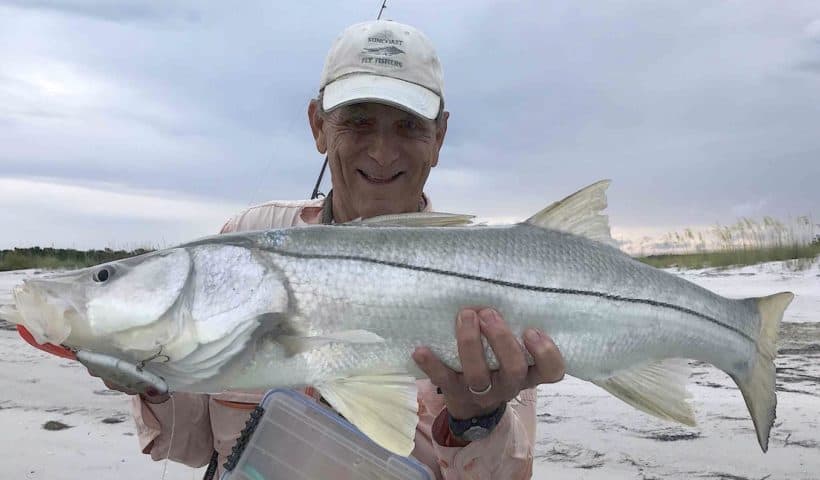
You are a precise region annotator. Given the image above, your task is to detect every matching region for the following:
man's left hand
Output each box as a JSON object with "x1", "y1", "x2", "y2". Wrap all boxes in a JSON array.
[{"x1": 412, "y1": 307, "x2": 565, "y2": 421}]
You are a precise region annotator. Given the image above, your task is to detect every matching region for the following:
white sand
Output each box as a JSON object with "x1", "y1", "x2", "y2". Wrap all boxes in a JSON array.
[{"x1": 1, "y1": 261, "x2": 818, "y2": 480}]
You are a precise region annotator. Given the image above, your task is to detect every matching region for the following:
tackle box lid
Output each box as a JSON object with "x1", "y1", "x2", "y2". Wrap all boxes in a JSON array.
[{"x1": 221, "y1": 388, "x2": 433, "y2": 480}]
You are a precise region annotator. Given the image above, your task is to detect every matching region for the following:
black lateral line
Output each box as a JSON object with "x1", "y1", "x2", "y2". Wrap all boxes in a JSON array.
[{"x1": 274, "y1": 250, "x2": 754, "y2": 344}]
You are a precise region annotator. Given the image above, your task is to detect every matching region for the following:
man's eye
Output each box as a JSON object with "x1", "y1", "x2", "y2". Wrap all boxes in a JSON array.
[{"x1": 400, "y1": 119, "x2": 420, "y2": 130}]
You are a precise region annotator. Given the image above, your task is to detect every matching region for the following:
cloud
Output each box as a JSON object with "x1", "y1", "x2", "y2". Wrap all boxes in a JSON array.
[
  {"x1": 0, "y1": 0, "x2": 818, "y2": 250},
  {"x1": 0, "y1": 177, "x2": 245, "y2": 249},
  {"x1": 0, "y1": 0, "x2": 199, "y2": 24},
  {"x1": 806, "y1": 18, "x2": 820, "y2": 42}
]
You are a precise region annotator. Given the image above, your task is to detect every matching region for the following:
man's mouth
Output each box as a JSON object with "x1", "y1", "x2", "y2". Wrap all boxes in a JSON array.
[{"x1": 358, "y1": 170, "x2": 404, "y2": 185}]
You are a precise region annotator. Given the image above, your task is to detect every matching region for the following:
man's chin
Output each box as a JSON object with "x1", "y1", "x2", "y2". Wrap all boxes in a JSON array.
[{"x1": 356, "y1": 199, "x2": 412, "y2": 219}]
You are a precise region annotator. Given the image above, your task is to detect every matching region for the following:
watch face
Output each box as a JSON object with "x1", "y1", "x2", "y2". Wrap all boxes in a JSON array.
[{"x1": 461, "y1": 426, "x2": 491, "y2": 442}]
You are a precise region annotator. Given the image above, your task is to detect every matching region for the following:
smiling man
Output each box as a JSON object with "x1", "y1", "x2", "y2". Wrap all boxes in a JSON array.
[{"x1": 127, "y1": 20, "x2": 565, "y2": 479}]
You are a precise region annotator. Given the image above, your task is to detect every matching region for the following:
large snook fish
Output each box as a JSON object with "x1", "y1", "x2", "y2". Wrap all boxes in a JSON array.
[{"x1": 0, "y1": 181, "x2": 793, "y2": 456}]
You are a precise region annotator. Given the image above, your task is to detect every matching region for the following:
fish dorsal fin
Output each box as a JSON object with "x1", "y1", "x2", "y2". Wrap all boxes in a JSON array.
[
  {"x1": 593, "y1": 359, "x2": 695, "y2": 426},
  {"x1": 316, "y1": 373, "x2": 419, "y2": 456},
  {"x1": 524, "y1": 180, "x2": 616, "y2": 247},
  {"x1": 348, "y1": 212, "x2": 475, "y2": 228}
]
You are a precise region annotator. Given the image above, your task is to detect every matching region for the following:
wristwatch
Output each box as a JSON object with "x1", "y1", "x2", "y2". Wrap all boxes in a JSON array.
[{"x1": 447, "y1": 402, "x2": 507, "y2": 442}]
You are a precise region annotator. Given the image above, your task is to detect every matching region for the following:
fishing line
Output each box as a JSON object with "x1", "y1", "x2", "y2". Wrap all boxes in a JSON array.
[{"x1": 159, "y1": 395, "x2": 176, "y2": 480}]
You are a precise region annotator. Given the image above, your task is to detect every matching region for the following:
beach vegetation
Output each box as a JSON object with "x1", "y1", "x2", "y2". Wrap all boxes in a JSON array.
[{"x1": 636, "y1": 216, "x2": 819, "y2": 270}]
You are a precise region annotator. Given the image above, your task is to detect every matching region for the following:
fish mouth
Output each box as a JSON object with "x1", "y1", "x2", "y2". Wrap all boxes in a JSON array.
[
  {"x1": 358, "y1": 169, "x2": 404, "y2": 185},
  {"x1": 12, "y1": 278, "x2": 82, "y2": 346}
]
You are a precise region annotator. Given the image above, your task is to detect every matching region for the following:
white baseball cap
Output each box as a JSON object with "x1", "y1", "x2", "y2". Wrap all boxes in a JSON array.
[{"x1": 319, "y1": 20, "x2": 444, "y2": 120}]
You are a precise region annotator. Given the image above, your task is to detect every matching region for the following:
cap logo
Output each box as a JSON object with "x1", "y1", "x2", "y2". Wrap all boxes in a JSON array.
[{"x1": 360, "y1": 30, "x2": 404, "y2": 69}]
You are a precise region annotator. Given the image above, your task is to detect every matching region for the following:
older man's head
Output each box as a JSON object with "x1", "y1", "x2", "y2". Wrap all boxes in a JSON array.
[{"x1": 308, "y1": 20, "x2": 448, "y2": 222}]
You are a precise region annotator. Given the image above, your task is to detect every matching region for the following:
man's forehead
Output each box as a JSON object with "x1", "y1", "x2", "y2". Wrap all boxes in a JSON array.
[{"x1": 336, "y1": 101, "x2": 426, "y2": 120}]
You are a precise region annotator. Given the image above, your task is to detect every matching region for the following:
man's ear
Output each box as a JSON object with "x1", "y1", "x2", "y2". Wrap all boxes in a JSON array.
[
  {"x1": 430, "y1": 111, "x2": 449, "y2": 168},
  {"x1": 308, "y1": 99, "x2": 327, "y2": 154}
]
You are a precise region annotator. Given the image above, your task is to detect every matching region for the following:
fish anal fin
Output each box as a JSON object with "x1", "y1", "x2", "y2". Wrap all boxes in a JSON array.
[
  {"x1": 316, "y1": 374, "x2": 419, "y2": 456},
  {"x1": 594, "y1": 358, "x2": 695, "y2": 426},
  {"x1": 524, "y1": 180, "x2": 616, "y2": 247}
]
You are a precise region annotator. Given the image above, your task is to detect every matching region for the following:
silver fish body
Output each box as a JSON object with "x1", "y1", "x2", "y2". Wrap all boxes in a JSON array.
[
  {"x1": 2, "y1": 181, "x2": 792, "y2": 455},
  {"x1": 212, "y1": 224, "x2": 756, "y2": 386}
]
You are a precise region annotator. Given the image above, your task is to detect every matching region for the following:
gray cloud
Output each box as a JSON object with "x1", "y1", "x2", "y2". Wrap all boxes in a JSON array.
[
  {"x1": 0, "y1": 0, "x2": 200, "y2": 23},
  {"x1": 0, "y1": 0, "x2": 818, "y2": 249}
]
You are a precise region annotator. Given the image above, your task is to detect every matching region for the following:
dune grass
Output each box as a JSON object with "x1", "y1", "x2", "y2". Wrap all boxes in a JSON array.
[
  {"x1": 635, "y1": 216, "x2": 819, "y2": 269},
  {"x1": 0, "y1": 247, "x2": 151, "y2": 272},
  {"x1": 637, "y1": 242, "x2": 820, "y2": 269}
]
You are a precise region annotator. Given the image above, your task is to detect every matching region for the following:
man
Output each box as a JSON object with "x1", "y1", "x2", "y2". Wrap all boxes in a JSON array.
[{"x1": 114, "y1": 20, "x2": 564, "y2": 479}]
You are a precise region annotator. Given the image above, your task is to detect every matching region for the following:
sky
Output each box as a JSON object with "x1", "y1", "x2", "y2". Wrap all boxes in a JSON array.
[{"x1": 1, "y1": 0, "x2": 819, "y2": 251}]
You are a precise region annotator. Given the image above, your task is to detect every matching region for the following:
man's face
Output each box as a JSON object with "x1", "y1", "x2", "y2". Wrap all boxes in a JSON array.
[{"x1": 309, "y1": 101, "x2": 448, "y2": 221}]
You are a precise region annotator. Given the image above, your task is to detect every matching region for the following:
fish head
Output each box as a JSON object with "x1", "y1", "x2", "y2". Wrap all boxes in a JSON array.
[{"x1": 10, "y1": 248, "x2": 191, "y2": 348}]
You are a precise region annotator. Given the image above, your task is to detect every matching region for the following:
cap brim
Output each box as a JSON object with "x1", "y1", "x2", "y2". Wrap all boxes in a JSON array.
[{"x1": 323, "y1": 74, "x2": 440, "y2": 120}]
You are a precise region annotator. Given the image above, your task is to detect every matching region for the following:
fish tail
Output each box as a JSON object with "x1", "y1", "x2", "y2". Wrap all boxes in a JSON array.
[{"x1": 732, "y1": 291, "x2": 793, "y2": 452}]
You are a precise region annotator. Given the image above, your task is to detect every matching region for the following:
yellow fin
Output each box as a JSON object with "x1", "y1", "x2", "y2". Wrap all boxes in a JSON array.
[
  {"x1": 316, "y1": 374, "x2": 419, "y2": 456},
  {"x1": 732, "y1": 291, "x2": 793, "y2": 452},
  {"x1": 594, "y1": 359, "x2": 695, "y2": 426},
  {"x1": 349, "y1": 212, "x2": 475, "y2": 227},
  {"x1": 524, "y1": 180, "x2": 616, "y2": 247}
]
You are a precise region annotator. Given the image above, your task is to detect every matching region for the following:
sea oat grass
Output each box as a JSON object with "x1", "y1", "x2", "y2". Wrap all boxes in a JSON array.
[{"x1": 637, "y1": 242, "x2": 820, "y2": 269}]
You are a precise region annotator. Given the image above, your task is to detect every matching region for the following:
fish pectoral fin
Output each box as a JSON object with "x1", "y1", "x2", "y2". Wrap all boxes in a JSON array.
[
  {"x1": 316, "y1": 373, "x2": 419, "y2": 457},
  {"x1": 523, "y1": 179, "x2": 617, "y2": 247},
  {"x1": 348, "y1": 212, "x2": 475, "y2": 228},
  {"x1": 593, "y1": 358, "x2": 695, "y2": 426},
  {"x1": 278, "y1": 330, "x2": 386, "y2": 356}
]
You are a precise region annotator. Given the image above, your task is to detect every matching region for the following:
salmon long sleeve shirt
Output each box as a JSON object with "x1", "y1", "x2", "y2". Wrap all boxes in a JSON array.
[{"x1": 132, "y1": 196, "x2": 538, "y2": 479}]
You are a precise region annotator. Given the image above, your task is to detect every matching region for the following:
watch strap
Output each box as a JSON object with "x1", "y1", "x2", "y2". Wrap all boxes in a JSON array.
[{"x1": 447, "y1": 402, "x2": 507, "y2": 440}]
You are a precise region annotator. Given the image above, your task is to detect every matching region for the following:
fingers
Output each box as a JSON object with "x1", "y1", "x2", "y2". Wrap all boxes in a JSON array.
[
  {"x1": 523, "y1": 328, "x2": 565, "y2": 387},
  {"x1": 478, "y1": 308, "x2": 528, "y2": 391},
  {"x1": 412, "y1": 346, "x2": 459, "y2": 390},
  {"x1": 455, "y1": 310, "x2": 492, "y2": 392}
]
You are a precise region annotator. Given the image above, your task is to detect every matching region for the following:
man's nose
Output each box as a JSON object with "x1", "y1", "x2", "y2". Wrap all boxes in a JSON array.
[{"x1": 367, "y1": 130, "x2": 400, "y2": 167}]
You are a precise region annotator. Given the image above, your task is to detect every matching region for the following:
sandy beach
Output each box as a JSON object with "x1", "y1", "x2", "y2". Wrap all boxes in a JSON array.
[{"x1": 1, "y1": 260, "x2": 818, "y2": 480}]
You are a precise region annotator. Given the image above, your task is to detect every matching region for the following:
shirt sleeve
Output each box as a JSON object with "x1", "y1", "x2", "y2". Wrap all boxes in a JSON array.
[
  {"x1": 131, "y1": 393, "x2": 215, "y2": 468},
  {"x1": 429, "y1": 388, "x2": 537, "y2": 479}
]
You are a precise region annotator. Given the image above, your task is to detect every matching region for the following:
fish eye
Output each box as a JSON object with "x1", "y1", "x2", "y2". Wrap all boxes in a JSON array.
[{"x1": 93, "y1": 267, "x2": 112, "y2": 283}]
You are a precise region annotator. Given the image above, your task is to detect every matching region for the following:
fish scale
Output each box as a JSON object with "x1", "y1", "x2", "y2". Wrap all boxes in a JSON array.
[{"x1": 264, "y1": 224, "x2": 751, "y2": 375}]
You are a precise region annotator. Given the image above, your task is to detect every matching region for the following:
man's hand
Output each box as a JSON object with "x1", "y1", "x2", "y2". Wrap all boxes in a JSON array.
[
  {"x1": 412, "y1": 307, "x2": 564, "y2": 420},
  {"x1": 87, "y1": 373, "x2": 169, "y2": 404}
]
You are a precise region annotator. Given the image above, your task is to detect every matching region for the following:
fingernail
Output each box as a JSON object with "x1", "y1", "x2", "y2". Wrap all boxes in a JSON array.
[
  {"x1": 478, "y1": 308, "x2": 496, "y2": 327},
  {"x1": 525, "y1": 329, "x2": 540, "y2": 343},
  {"x1": 461, "y1": 310, "x2": 477, "y2": 328}
]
